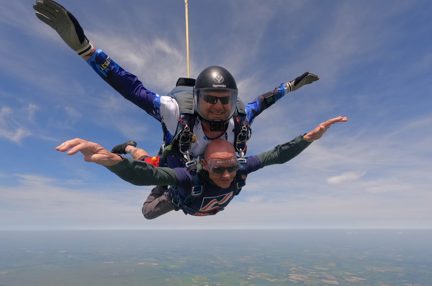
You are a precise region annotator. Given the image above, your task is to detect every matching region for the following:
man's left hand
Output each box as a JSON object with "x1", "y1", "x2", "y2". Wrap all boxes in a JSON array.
[
  {"x1": 303, "y1": 116, "x2": 348, "y2": 142},
  {"x1": 287, "y1": 72, "x2": 319, "y2": 92}
]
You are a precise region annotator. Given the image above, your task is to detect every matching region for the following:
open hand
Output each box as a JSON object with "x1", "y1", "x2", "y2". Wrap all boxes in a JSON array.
[
  {"x1": 303, "y1": 116, "x2": 348, "y2": 142},
  {"x1": 56, "y1": 138, "x2": 122, "y2": 166}
]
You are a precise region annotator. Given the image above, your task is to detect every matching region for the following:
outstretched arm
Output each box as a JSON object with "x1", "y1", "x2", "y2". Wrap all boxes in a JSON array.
[
  {"x1": 56, "y1": 138, "x2": 178, "y2": 186},
  {"x1": 33, "y1": 0, "x2": 167, "y2": 122},
  {"x1": 250, "y1": 116, "x2": 348, "y2": 170},
  {"x1": 245, "y1": 72, "x2": 319, "y2": 124}
]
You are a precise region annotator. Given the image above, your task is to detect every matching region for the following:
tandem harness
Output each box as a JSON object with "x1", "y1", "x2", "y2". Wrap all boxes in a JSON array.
[
  {"x1": 169, "y1": 165, "x2": 249, "y2": 216},
  {"x1": 160, "y1": 78, "x2": 251, "y2": 207}
]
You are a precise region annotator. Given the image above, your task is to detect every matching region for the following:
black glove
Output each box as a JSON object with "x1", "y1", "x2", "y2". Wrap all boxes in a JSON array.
[
  {"x1": 33, "y1": 0, "x2": 93, "y2": 57},
  {"x1": 286, "y1": 72, "x2": 319, "y2": 92}
]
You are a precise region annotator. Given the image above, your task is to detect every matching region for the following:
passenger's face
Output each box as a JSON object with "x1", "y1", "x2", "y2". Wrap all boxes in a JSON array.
[
  {"x1": 198, "y1": 91, "x2": 233, "y2": 121},
  {"x1": 203, "y1": 153, "x2": 238, "y2": 189}
]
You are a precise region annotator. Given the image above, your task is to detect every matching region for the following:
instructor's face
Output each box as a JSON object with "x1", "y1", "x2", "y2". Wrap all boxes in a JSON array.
[{"x1": 198, "y1": 91, "x2": 233, "y2": 121}]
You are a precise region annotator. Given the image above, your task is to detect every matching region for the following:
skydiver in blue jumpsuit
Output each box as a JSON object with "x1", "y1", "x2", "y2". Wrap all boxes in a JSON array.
[{"x1": 33, "y1": 0, "x2": 320, "y2": 164}]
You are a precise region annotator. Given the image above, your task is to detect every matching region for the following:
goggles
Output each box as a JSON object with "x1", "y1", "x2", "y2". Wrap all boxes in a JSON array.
[
  {"x1": 206, "y1": 158, "x2": 239, "y2": 174},
  {"x1": 211, "y1": 165, "x2": 239, "y2": 174}
]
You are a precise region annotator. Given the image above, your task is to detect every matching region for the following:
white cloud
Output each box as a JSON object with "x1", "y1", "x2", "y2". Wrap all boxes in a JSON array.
[
  {"x1": 1, "y1": 107, "x2": 12, "y2": 118},
  {"x1": 87, "y1": 29, "x2": 185, "y2": 94},
  {"x1": 244, "y1": 195, "x2": 267, "y2": 204},
  {"x1": 0, "y1": 106, "x2": 32, "y2": 143},
  {"x1": 0, "y1": 128, "x2": 31, "y2": 144},
  {"x1": 2, "y1": 123, "x2": 432, "y2": 231},
  {"x1": 327, "y1": 171, "x2": 364, "y2": 185},
  {"x1": 0, "y1": 1, "x2": 35, "y2": 31},
  {"x1": 63, "y1": 106, "x2": 83, "y2": 122},
  {"x1": 80, "y1": 91, "x2": 152, "y2": 141},
  {"x1": 0, "y1": 173, "x2": 148, "y2": 230}
]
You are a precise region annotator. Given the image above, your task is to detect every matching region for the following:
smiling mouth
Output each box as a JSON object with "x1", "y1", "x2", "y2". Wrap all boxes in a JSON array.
[
  {"x1": 210, "y1": 111, "x2": 225, "y2": 115},
  {"x1": 208, "y1": 112, "x2": 227, "y2": 119}
]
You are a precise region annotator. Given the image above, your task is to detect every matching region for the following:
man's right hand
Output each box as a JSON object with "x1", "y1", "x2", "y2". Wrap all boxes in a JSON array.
[
  {"x1": 33, "y1": 0, "x2": 94, "y2": 57},
  {"x1": 56, "y1": 138, "x2": 123, "y2": 167}
]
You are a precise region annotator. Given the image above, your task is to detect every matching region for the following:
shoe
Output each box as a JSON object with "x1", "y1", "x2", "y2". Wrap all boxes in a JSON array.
[{"x1": 111, "y1": 140, "x2": 137, "y2": 154}]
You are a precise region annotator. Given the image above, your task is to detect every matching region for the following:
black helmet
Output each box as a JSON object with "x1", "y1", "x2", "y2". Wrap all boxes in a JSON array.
[
  {"x1": 194, "y1": 66, "x2": 238, "y2": 127},
  {"x1": 195, "y1": 66, "x2": 237, "y2": 90}
]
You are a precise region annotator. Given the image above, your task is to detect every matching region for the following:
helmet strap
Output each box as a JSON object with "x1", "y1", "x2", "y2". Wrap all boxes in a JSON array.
[
  {"x1": 199, "y1": 116, "x2": 229, "y2": 133},
  {"x1": 209, "y1": 120, "x2": 229, "y2": 132}
]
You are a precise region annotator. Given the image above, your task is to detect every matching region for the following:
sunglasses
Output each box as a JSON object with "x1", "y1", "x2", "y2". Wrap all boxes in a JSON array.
[
  {"x1": 211, "y1": 165, "x2": 239, "y2": 174},
  {"x1": 202, "y1": 94, "x2": 231, "y2": 105}
]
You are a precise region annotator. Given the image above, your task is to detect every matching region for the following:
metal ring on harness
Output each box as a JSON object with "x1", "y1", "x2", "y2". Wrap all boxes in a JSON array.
[
  {"x1": 178, "y1": 124, "x2": 193, "y2": 156},
  {"x1": 175, "y1": 121, "x2": 203, "y2": 197},
  {"x1": 235, "y1": 124, "x2": 251, "y2": 154}
]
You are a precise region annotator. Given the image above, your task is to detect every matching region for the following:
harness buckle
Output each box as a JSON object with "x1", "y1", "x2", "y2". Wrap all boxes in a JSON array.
[
  {"x1": 185, "y1": 158, "x2": 201, "y2": 197},
  {"x1": 191, "y1": 185, "x2": 202, "y2": 197},
  {"x1": 179, "y1": 124, "x2": 193, "y2": 155},
  {"x1": 185, "y1": 159, "x2": 197, "y2": 171},
  {"x1": 237, "y1": 156, "x2": 247, "y2": 165},
  {"x1": 235, "y1": 123, "x2": 251, "y2": 154}
]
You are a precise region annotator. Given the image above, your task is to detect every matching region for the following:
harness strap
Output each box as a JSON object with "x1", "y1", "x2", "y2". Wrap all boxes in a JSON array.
[
  {"x1": 235, "y1": 121, "x2": 251, "y2": 155},
  {"x1": 233, "y1": 99, "x2": 251, "y2": 155},
  {"x1": 186, "y1": 160, "x2": 202, "y2": 197},
  {"x1": 175, "y1": 115, "x2": 202, "y2": 197},
  {"x1": 178, "y1": 123, "x2": 193, "y2": 156},
  {"x1": 170, "y1": 185, "x2": 203, "y2": 215},
  {"x1": 234, "y1": 157, "x2": 248, "y2": 196}
]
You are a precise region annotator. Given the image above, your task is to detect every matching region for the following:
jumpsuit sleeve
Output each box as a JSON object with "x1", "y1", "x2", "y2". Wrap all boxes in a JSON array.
[
  {"x1": 245, "y1": 83, "x2": 289, "y2": 125},
  {"x1": 106, "y1": 158, "x2": 179, "y2": 186},
  {"x1": 245, "y1": 135, "x2": 312, "y2": 174},
  {"x1": 86, "y1": 49, "x2": 163, "y2": 121}
]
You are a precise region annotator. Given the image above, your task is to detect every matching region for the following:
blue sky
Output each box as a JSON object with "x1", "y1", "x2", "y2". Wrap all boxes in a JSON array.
[{"x1": 1, "y1": 0, "x2": 431, "y2": 230}]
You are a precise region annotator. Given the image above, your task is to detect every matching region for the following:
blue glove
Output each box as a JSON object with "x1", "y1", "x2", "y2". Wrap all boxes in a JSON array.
[{"x1": 33, "y1": 0, "x2": 93, "y2": 57}]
